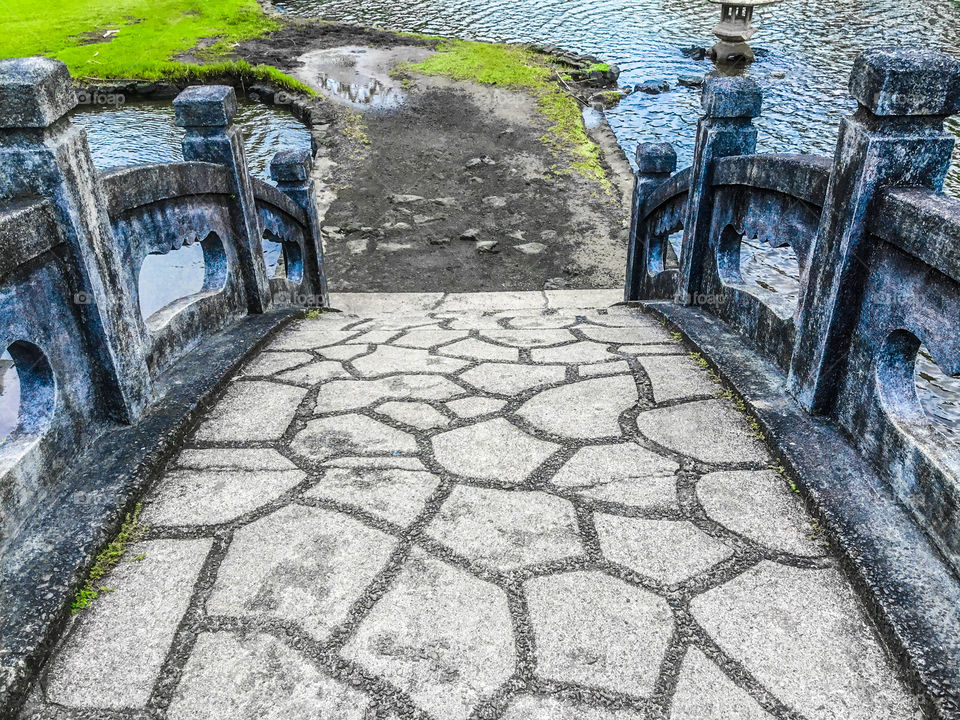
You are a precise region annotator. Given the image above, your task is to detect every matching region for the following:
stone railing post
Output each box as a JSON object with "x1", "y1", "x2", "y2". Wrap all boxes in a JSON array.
[
  {"x1": 0, "y1": 57, "x2": 151, "y2": 422},
  {"x1": 625, "y1": 142, "x2": 676, "y2": 302},
  {"x1": 675, "y1": 75, "x2": 761, "y2": 305},
  {"x1": 174, "y1": 86, "x2": 272, "y2": 314},
  {"x1": 270, "y1": 149, "x2": 329, "y2": 308},
  {"x1": 788, "y1": 48, "x2": 960, "y2": 413}
]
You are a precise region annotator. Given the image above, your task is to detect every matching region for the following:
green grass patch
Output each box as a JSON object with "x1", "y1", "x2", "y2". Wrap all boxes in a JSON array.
[
  {"x1": 409, "y1": 40, "x2": 608, "y2": 185},
  {"x1": 72, "y1": 503, "x2": 145, "y2": 614},
  {"x1": 0, "y1": 0, "x2": 312, "y2": 94},
  {"x1": 584, "y1": 62, "x2": 610, "y2": 73}
]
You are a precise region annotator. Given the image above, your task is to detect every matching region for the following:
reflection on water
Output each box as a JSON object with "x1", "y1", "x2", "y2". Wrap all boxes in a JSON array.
[
  {"x1": 72, "y1": 99, "x2": 312, "y2": 318},
  {"x1": 275, "y1": 0, "x2": 960, "y2": 189},
  {"x1": 0, "y1": 351, "x2": 19, "y2": 444}
]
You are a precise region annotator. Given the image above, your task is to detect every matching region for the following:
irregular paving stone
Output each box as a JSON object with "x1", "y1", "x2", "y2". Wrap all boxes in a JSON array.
[
  {"x1": 502, "y1": 696, "x2": 645, "y2": 720},
  {"x1": 636, "y1": 400, "x2": 770, "y2": 465},
  {"x1": 439, "y1": 337, "x2": 519, "y2": 362},
  {"x1": 670, "y1": 647, "x2": 772, "y2": 719},
  {"x1": 437, "y1": 291, "x2": 546, "y2": 313},
  {"x1": 580, "y1": 360, "x2": 632, "y2": 377},
  {"x1": 698, "y1": 470, "x2": 824, "y2": 556},
  {"x1": 168, "y1": 632, "x2": 371, "y2": 720},
  {"x1": 507, "y1": 313, "x2": 575, "y2": 329},
  {"x1": 393, "y1": 328, "x2": 470, "y2": 348},
  {"x1": 531, "y1": 341, "x2": 613, "y2": 364},
  {"x1": 445, "y1": 396, "x2": 508, "y2": 418},
  {"x1": 348, "y1": 329, "x2": 399, "y2": 344},
  {"x1": 342, "y1": 549, "x2": 515, "y2": 720},
  {"x1": 324, "y1": 455, "x2": 428, "y2": 470},
  {"x1": 305, "y1": 466, "x2": 441, "y2": 527},
  {"x1": 479, "y1": 328, "x2": 576, "y2": 347},
  {"x1": 276, "y1": 360, "x2": 350, "y2": 385},
  {"x1": 550, "y1": 443, "x2": 679, "y2": 508},
  {"x1": 433, "y1": 419, "x2": 559, "y2": 485},
  {"x1": 376, "y1": 400, "x2": 450, "y2": 429},
  {"x1": 45, "y1": 539, "x2": 211, "y2": 709},
  {"x1": 243, "y1": 351, "x2": 312, "y2": 375},
  {"x1": 638, "y1": 355, "x2": 721, "y2": 403},
  {"x1": 691, "y1": 562, "x2": 923, "y2": 720},
  {"x1": 207, "y1": 505, "x2": 396, "y2": 642},
  {"x1": 291, "y1": 414, "x2": 418, "y2": 463},
  {"x1": 526, "y1": 571, "x2": 673, "y2": 696},
  {"x1": 580, "y1": 323, "x2": 675, "y2": 345},
  {"x1": 544, "y1": 289, "x2": 622, "y2": 309},
  {"x1": 620, "y1": 344, "x2": 685, "y2": 355},
  {"x1": 194, "y1": 380, "x2": 307, "y2": 442},
  {"x1": 426, "y1": 485, "x2": 583, "y2": 570},
  {"x1": 269, "y1": 327, "x2": 358, "y2": 350},
  {"x1": 318, "y1": 344, "x2": 371, "y2": 360},
  {"x1": 518, "y1": 376, "x2": 637, "y2": 439},
  {"x1": 352, "y1": 345, "x2": 470, "y2": 377},
  {"x1": 315, "y1": 375, "x2": 465, "y2": 413},
  {"x1": 143, "y1": 449, "x2": 304, "y2": 527},
  {"x1": 595, "y1": 515, "x2": 733, "y2": 584},
  {"x1": 460, "y1": 362, "x2": 566, "y2": 394}
]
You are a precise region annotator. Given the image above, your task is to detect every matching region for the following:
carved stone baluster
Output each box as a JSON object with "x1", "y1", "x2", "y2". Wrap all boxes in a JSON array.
[{"x1": 625, "y1": 142, "x2": 676, "y2": 302}]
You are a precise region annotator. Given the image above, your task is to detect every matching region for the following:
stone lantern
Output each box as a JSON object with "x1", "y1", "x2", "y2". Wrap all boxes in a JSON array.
[{"x1": 707, "y1": 0, "x2": 783, "y2": 70}]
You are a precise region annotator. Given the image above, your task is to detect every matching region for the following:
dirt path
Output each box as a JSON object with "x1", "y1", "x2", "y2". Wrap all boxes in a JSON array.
[{"x1": 237, "y1": 23, "x2": 634, "y2": 293}]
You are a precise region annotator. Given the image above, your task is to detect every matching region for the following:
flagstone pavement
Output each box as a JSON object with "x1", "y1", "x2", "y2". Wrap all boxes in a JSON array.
[{"x1": 22, "y1": 290, "x2": 923, "y2": 720}]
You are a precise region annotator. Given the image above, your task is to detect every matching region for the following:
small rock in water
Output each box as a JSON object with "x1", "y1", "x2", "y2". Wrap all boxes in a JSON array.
[
  {"x1": 390, "y1": 194, "x2": 425, "y2": 204},
  {"x1": 636, "y1": 79, "x2": 671, "y2": 95},
  {"x1": 432, "y1": 197, "x2": 457, "y2": 207},
  {"x1": 544, "y1": 276, "x2": 570, "y2": 290},
  {"x1": 476, "y1": 240, "x2": 499, "y2": 253},
  {"x1": 769, "y1": 71, "x2": 786, "y2": 79},
  {"x1": 460, "y1": 228, "x2": 481, "y2": 241},
  {"x1": 468, "y1": 176, "x2": 484, "y2": 184},
  {"x1": 681, "y1": 46, "x2": 707, "y2": 61},
  {"x1": 429, "y1": 236, "x2": 452, "y2": 246},
  {"x1": 482, "y1": 196, "x2": 508, "y2": 209},
  {"x1": 413, "y1": 214, "x2": 445, "y2": 225},
  {"x1": 514, "y1": 242, "x2": 547, "y2": 255},
  {"x1": 384, "y1": 221, "x2": 412, "y2": 232},
  {"x1": 540, "y1": 230, "x2": 558, "y2": 241},
  {"x1": 678, "y1": 75, "x2": 704, "y2": 88},
  {"x1": 465, "y1": 155, "x2": 497, "y2": 169},
  {"x1": 507, "y1": 230, "x2": 525, "y2": 241}
]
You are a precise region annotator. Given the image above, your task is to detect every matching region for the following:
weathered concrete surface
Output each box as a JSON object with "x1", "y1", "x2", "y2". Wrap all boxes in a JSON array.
[{"x1": 23, "y1": 291, "x2": 922, "y2": 719}]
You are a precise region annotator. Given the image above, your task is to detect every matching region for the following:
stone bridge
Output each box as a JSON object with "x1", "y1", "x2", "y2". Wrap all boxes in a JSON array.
[{"x1": 1, "y1": 47, "x2": 959, "y2": 720}]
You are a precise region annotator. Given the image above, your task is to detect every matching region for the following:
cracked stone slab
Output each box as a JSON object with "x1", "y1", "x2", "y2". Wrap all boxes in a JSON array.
[
  {"x1": 502, "y1": 696, "x2": 645, "y2": 719},
  {"x1": 143, "y1": 449, "x2": 304, "y2": 527},
  {"x1": 479, "y1": 329, "x2": 576, "y2": 347},
  {"x1": 635, "y1": 399, "x2": 770, "y2": 465},
  {"x1": 596, "y1": 515, "x2": 733, "y2": 584},
  {"x1": 438, "y1": 338, "x2": 520, "y2": 362},
  {"x1": 393, "y1": 328, "x2": 470, "y2": 348},
  {"x1": 580, "y1": 360, "x2": 632, "y2": 378},
  {"x1": 550, "y1": 443, "x2": 679, "y2": 509},
  {"x1": 580, "y1": 323, "x2": 676, "y2": 345},
  {"x1": 305, "y1": 467, "x2": 441, "y2": 527},
  {"x1": 168, "y1": 632, "x2": 371, "y2": 720},
  {"x1": 507, "y1": 314, "x2": 575, "y2": 329},
  {"x1": 275, "y1": 360, "x2": 350, "y2": 385},
  {"x1": 243, "y1": 351, "x2": 313, "y2": 376},
  {"x1": 620, "y1": 344, "x2": 686, "y2": 356},
  {"x1": 544, "y1": 289, "x2": 621, "y2": 309},
  {"x1": 433, "y1": 418, "x2": 559, "y2": 485},
  {"x1": 698, "y1": 470, "x2": 825, "y2": 556},
  {"x1": 376, "y1": 401, "x2": 450, "y2": 429},
  {"x1": 691, "y1": 562, "x2": 923, "y2": 720},
  {"x1": 670, "y1": 647, "x2": 772, "y2": 719},
  {"x1": 44, "y1": 538, "x2": 211, "y2": 709},
  {"x1": 426, "y1": 485, "x2": 583, "y2": 571},
  {"x1": 291, "y1": 414, "x2": 418, "y2": 463},
  {"x1": 325, "y1": 455, "x2": 428, "y2": 471},
  {"x1": 318, "y1": 344, "x2": 371, "y2": 361},
  {"x1": 314, "y1": 375, "x2": 465, "y2": 413},
  {"x1": 207, "y1": 505, "x2": 397, "y2": 642},
  {"x1": 195, "y1": 380, "x2": 307, "y2": 442},
  {"x1": 531, "y1": 341, "x2": 614, "y2": 364},
  {"x1": 352, "y1": 345, "x2": 470, "y2": 376},
  {"x1": 518, "y1": 376, "x2": 637, "y2": 439},
  {"x1": 459, "y1": 362, "x2": 566, "y2": 395},
  {"x1": 638, "y1": 355, "x2": 721, "y2": 403},
  {"x1": 526, "y1": 570, "x2": 673, "y2": 696},
  {"x1": 342, "y1": 549, "x2": 515, "y2": 720},
  {"x1": 269, "y1": 327, "x2": 359, "y2": 351},
  {"x1": 445, "y1": 396, "x2": 508, "y2": 418},
  {"x1": 437, "y1": 291, "x2": 547, "y2": 312},
  {"x1": 348, "y1": 329, "x2": 399, "y2": 344}
]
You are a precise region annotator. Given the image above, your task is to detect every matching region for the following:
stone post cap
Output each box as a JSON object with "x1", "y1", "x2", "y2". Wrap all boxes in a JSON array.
[
  {"x1": 174, "y1": 86, "x2": 237, "y2": 128},
  {"x1": 850, "y1": 48, "x2": 960, "y2": 117},
  {"x1": 701, "y1": 75, "x2": 762, "y2": 119},
  {"x1": 635, "y1": 142, "x2": 677, "y2": 174},
  {"x1": 270, "y1": 149, "x2": 313, "y2": 182},
  {"x1": 0, "y1": 56, "x2": 77, "y2": 129}
]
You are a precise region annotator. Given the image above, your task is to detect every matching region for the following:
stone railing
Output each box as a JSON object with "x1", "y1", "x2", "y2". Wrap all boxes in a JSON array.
[
  {"x1": 0, "y1": 58, "x2": 328, "y2": 552},
  {"x1": 626, "y1": 47, "x2": 960, "y2": 578}
]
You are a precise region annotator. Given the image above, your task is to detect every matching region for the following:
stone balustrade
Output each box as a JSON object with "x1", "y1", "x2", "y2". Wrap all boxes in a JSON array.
[
  {"x1": 0, "y1": 58, "x2": 328, "y2": 553},
  {"x1": 626, "y1": 47, "x2": 960, "y2": 578}
]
